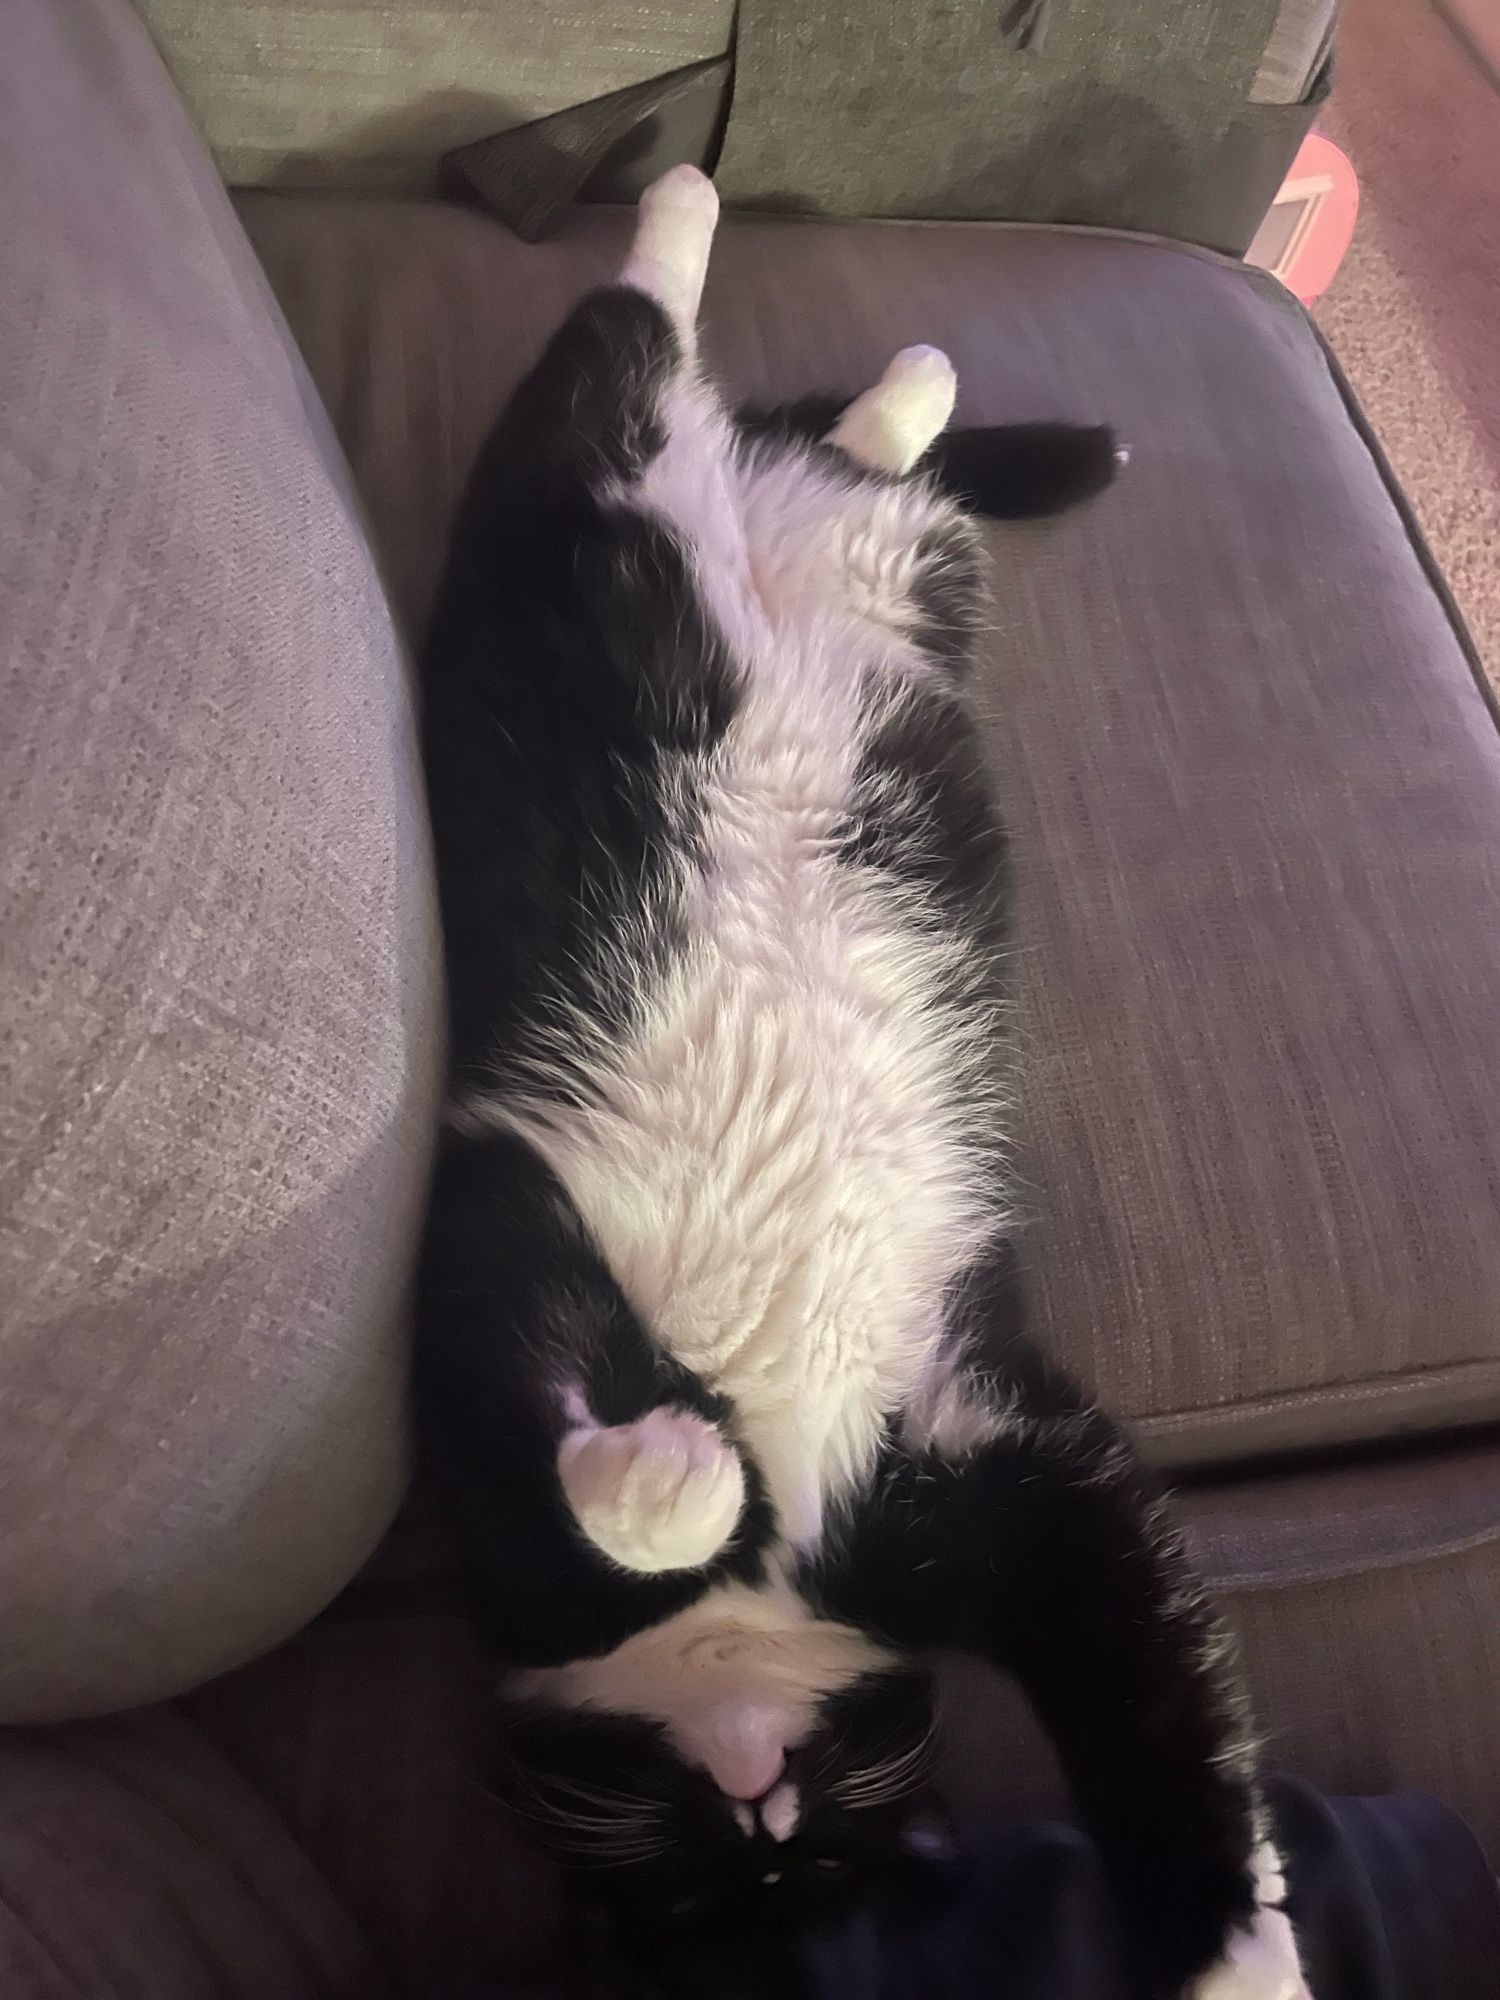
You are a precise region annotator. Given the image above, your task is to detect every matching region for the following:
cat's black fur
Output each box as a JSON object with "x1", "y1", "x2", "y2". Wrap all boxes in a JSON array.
[{"x1": 415, "y1": 263, "x2": 1276, "y2": 2000}]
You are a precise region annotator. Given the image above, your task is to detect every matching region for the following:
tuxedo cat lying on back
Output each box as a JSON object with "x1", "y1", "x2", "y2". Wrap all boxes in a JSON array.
[{"x1": 416, "y1": 168, "x2": 1311, "y2": 2000}]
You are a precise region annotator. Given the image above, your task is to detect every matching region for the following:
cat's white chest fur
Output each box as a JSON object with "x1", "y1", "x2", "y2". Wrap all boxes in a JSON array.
[{"x1": 512, "y1": 646, "x2": 994, "y2": 1546}]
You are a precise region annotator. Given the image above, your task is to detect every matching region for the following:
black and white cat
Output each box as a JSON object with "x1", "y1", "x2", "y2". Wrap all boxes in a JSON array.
[{"x1": 415, "y1": 167, "x2": 1311, "y2": 2000}]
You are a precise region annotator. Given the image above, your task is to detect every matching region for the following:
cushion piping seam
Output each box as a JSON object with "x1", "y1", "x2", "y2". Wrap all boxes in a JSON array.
[
  {"x1": 1212, "y1": 1517, "x2": 1500, "y2": 1593},
  {"x1": 1137, "y1": 1357, "x2": 1500, "y2": 1435}
]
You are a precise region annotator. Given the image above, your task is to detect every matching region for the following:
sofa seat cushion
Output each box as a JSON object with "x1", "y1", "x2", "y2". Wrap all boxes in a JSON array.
[
  {"x1": 14, "y1": 1453, "x2": 1495, "y2": 1994},
  {"x1": 0, "y1": 1710, "x2": 383, "y2": 1998},
  {"x1": 0, "y1": 0, "x2": 440, "y2": 1721},
  {"x1": 158, "y1": 1444, "x2": 1500, "y2": 1994},
  {"x1": 236, "y1": 192, "x2": 1500, "y2": 1471},
  {"x1": 6, "y1": 1697, "x2": 1498, "y2": 1998}
]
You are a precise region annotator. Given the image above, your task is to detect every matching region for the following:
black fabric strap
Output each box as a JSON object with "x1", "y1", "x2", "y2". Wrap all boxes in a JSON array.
[{"x1": 441, "y1": 55, "x2": 729, "y2": 243}]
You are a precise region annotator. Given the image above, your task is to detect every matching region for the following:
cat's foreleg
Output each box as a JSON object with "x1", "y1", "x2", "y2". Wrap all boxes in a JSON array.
[
  {"x1": 826, "y1": 345, "x2": 959, "y2": 475},
  {"x1": 621, "y1": 164, "x2": 720, "y2": 355},
  {"x1": 452, "y1": 168, "x2": 720, "y2": 507},
  {"x1": 417, "y1": 1127, "x2": 767, "y2": 1663}
]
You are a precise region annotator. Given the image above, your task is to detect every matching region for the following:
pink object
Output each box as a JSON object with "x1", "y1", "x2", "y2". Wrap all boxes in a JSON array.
[
  {"x1": 703, "y1": 1715, "x2": 787, "y2": 1800},
  {"x1": 1245, "y1": 133, "x2": 1360, "y2": 305}
]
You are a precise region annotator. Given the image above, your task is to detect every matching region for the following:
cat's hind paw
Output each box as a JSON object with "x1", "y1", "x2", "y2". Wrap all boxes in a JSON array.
[
  {"x1": 558, "y1": 1404, "x2": 745, "y2": 1574},
  {"x1": 827, "y1": 345, "x2": 959, "y2": 476},
  {"x1": 1188, "y1": 1903, "x2": 1313, "y2": 2000}
]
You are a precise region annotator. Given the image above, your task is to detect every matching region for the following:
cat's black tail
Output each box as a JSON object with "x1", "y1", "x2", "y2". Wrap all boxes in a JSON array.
[
  {"x1": 737, "y1": 395, "x2": 1122, "y2": 520},
  {"x1": 930, "y1": 422, "x2": 1122, "y2": 519}
]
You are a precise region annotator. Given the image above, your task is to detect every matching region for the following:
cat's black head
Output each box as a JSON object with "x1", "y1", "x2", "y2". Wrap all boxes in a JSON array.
[{"x1": 497, "y1": 1660, "x2": 940, "y2": 1943}]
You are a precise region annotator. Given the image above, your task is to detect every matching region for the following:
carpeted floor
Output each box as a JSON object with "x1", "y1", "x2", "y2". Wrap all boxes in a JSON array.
[{"x1": 1314, "y1": 0, "x2": 1500, "y2": 682}]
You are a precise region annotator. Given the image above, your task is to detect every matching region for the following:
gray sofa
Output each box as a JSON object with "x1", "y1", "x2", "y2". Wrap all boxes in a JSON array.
[{"x1": 3, "y1": 0, "x2": 1499, "y2": 1991}]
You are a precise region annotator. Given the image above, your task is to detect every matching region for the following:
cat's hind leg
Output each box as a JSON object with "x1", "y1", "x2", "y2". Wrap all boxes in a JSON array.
[
  {"x1": 620, "y1": 164, "x2": 720, "y2": 353},
  {"x1": 558, "y1": 1401, "x2": 747, "y2": 1575},
  {"x1": 826, "y1": 344, "x2": 959, "y2": 475},
  {"x1": 816, "y1": 1245, "x2": 1308, "y2": 2000}
]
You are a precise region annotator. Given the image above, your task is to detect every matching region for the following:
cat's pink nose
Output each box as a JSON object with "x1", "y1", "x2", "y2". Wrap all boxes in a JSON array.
[
  {"x1": 704, "y1": 1733, "x2": 787, "y2": 1801},
  {"x1": 702, "y1": 1704, "x2": 790, "y2": 1801},
  {"x1": 723, "y1": 1748, "x2": 786, "y2": 1802}
]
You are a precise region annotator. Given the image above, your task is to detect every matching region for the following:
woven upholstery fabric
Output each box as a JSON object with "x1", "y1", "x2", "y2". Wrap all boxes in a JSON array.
[
  {"x1": 712, "y1": 0, "x2": 1329, "y2": 251},
  {"x1": 134, "y1": 0, "x2": 1334, "y2": 253},
  {"x1": 114, "y1": 1444, "x2": 1498, "y2": 1992},
  {"x1": 134, "y1": 0, "x2": 735, "y2": 194},
  {"x1": 7, "y1": 1687, "x2": 1499, "y2": 1996},
  {"x1": 238, "y1": 192, "x2": 1500, "y2": 1469},
  {"x1": 0, "y1": 0, "x2": 441, "y2": 1719},
  {"x1": 0, "y1": 1710, "x2": 384, "y2": 1998}
]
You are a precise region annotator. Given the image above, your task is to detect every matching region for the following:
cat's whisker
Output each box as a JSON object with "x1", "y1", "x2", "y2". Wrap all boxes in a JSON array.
[{"x1": 831, "y1": 1723, "x2": 939, "y2": 1809}]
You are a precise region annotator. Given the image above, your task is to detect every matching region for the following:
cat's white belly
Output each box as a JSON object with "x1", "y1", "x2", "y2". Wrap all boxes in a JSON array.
[{"x1": 511, "y1": 652, "x2": 996, "y2": 1545}]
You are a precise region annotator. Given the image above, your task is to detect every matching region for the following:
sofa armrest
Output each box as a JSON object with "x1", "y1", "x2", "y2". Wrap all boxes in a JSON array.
[{"x1": 0, "y1": 0, "x2": 442, "y2": 1720}]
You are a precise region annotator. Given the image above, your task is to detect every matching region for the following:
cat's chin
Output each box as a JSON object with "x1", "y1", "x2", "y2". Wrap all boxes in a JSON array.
[{"x1": 496, "y1": 1654, "x2": 940, "y2": 1943}]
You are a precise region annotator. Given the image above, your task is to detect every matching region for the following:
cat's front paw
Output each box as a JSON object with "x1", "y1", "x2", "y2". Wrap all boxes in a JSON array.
[
  {"x1": 1188, "y1": 1903, "x2": 1312, "y2": 2000},
  {"x1": 558, "y1": 1405, "x2": 745, "y2": 1574},
  {"x1": 624, "y1": 165, "x2": 720, "y2": 334}
]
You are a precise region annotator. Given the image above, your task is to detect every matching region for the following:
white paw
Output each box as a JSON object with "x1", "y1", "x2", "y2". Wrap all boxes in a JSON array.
[
  {"x1": 1190, "y1": 1904, "x2": 1312, "y2": 2000},
  {"x1": 828, "y1": 344, "x2": 958, "y2": 475},
  {"x1": 883, "y1": 344, "x2": 959, "y2": 431},
  {"x1": 558, "y1": 1405, "x2": 745, "y2": 1574},
  {"x1": 638, "y1": 163, "x2": 721, "y2": 235},
  {"x1": 624, "y1": 165, "x2": 720, "y2": 332}
]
